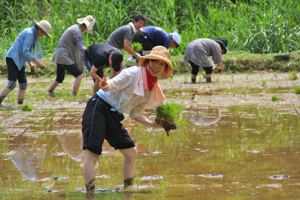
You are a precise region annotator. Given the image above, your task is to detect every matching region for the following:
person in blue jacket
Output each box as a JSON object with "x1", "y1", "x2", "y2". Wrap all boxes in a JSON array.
[
  {"x1": 0, "y1": 20, "x2": 52, "y2": 105},
  {"x1": 132, "y1": 26, "x2": 181, "y2": 55}
]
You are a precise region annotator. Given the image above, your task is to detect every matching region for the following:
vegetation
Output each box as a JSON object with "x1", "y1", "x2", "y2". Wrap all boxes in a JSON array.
[
  {"x1": 156, "y1": 103, "x2": 182, "y2": 121},
  {"x1": 294, "y1": 86, "x2": 300, "y2": 95},
  {"x1": 131, "y1": 42, "x2": 143, "y2": 53},
  {"x1": 22, "y1": 104, "x2": 33, "y2": 111},
  {"x1": 289, "y1": 70, "x2": 298, "y2": 80},
  {"x1": 1, "y1": 0, "x2": 300, "y2": 59},
  {"x1": 262, "y1": 80, "x2": 266, "y2": 87},
  {"x1": 271, "y1": 96, "x2": 281, "y2": 101}
]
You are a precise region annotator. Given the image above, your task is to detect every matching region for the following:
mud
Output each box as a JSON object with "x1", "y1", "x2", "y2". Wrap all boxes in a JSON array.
[{"x1": 0, "y1": 72, "x2": 299, "y2": 199}]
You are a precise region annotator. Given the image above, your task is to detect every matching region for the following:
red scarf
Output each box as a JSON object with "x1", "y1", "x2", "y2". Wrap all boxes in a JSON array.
[{"x1": 142, "y1": 65, "x2": 158, "y2": 91}]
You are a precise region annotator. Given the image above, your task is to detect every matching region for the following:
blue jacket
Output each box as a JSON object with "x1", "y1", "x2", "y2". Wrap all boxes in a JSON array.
[
  {"x1": 143, "y1": 26, "x2": 170, "y2": 49},
  {"x1": 6, "y1": 26, "x2": 37, "y2": 70}
]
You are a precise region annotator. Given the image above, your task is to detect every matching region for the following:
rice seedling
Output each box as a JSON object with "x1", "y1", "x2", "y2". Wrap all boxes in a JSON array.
[
  {"x1": 294, "y1": 86, "x2": 300, "y2": 94},
  {"x1": 262, "y1": 80, "x2": 266, "y2": 87},
  {"x1": 155, "y1": 103, "x2": 182, "y2": 136},
  {"x1": 131, "y1": 42, "x2": 143, "y2": 53},
  {"x1": 231, "y1": 74, "x2": 235, "y2": 84},
  {"x1": 22, "y1": 104, "x2": 33, "y2": 111},
  {"x1": 271, "y1": 96, "x2": 281, "y2": 101},
  {"x1": 289, "y1": 70, "x2": 298, "y2": 80},
  {"x1": 184, "y1": 75, "x2": 187, "y2": 83},
  {"x1": 202, "y1": 71, "x2": 206, "y2": 79}
]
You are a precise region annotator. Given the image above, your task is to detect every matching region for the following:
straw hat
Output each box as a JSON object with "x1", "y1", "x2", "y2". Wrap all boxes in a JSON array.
[
  {"x1": 77, "y1": 15, "x2": 95, "y2": 34},
  {"x1": 139, "y1": 46, "x2": 173, "y2": 79},
  {"x1": 34, "y1": 20, "x2": 52, "y2": 38}
]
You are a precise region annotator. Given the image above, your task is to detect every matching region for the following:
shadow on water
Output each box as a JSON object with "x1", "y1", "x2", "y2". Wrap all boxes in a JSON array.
[{"x1": 0, "y1": 73, "x2": 300, "y2": 199}]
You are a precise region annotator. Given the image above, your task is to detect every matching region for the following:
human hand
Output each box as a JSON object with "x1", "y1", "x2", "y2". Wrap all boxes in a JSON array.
[
  {"x1": 37, "y1": 62, "x2": 45, "y2": 69},
  {"x1": 96, "y1": 73, "x2": 110, "y2": 91}
]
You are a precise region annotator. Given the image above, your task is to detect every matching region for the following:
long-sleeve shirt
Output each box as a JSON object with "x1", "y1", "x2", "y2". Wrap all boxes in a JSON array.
[
  {"x1": 97, "y1": 66, "x2": 165, "y2": 119},
  {"x1": 6, "y1": 26, "x2": 37, "y2": 70},
  {"x1": 143, "y1": 26, "x2": 170, "y2": 49}
]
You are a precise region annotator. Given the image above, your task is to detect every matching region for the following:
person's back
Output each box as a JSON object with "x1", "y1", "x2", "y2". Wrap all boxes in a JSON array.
[
  {"x1": 188, "y1": 38, "x2": 221, "y2": 57},
  {"x1": 143, "y1": 26, "x2": 170, "y2": 48}
]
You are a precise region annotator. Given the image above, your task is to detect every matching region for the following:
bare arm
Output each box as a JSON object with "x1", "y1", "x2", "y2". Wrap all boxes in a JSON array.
[
  {"x1": 123, "y1": 39, "x2": 141, "y2": 61},
  {"x1": 134, "y1": 115, "x2": 163, "y2": 128},
  {"x1": 216, "y1": 62, "x2": 223, "y2": 71},
  {"x1": 32, "y1": 59, "x2": 44, "y2": 69}
]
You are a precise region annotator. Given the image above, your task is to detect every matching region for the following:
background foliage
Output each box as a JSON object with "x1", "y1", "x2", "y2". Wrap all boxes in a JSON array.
[{"x1": 1, "y1": 0, "x2": 300, "y2": 58}]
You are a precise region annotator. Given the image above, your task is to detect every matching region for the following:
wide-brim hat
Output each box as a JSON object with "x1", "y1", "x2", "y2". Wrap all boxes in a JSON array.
[
  {"x1": 77, "y1": 15, "x2": 95, "y2": 34},
  {"x1": 111, "y1": 50, "x2": 123, "y2": 72},
  {"x1": 139, "y1": 46, "x2": 173, "y2": 79},
  {"x1": 216, "y1": 37, "x2": 228, "y2": 54},
  {"x1": 34, "y1": 20, "x2": 52, "y2": 38}
]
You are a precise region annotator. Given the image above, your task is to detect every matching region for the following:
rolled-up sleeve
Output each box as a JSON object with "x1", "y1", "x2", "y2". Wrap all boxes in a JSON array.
[{"x1": 22, "y1": 34, "x2": 36, "y2": 62}]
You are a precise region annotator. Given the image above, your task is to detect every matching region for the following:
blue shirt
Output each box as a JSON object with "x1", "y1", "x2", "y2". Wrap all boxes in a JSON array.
[
  {"x1": 143, "y1": 26, "x2": 170, "y2": 49},
  {"x1": 6, "y1": 26, "x2": 37, "y2": 70}
]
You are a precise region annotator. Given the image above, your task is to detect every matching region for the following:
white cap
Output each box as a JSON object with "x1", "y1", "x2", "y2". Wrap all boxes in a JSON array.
[{"x1": 169, "y1": 31, "x2": 181, "y2": 46}]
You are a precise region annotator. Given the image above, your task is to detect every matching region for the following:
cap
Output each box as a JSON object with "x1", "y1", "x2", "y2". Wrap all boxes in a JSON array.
[{"x1": 169, "y1": 31, "x2": 181, "y2": 46}]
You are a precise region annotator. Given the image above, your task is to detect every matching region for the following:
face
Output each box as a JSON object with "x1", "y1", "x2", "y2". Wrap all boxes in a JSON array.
[
  {"x1": 147, "y1": 60, "x2": 166, "y2": 78},
  {"x1": 169, "y1": 39, "x2": 178, "y2": 48},
  {"x1": 37, "y1": 29, "x2": 45, "y2": 37},
  {"x1": 133, "y1": 19, "x2": 145, "y2": 30}
]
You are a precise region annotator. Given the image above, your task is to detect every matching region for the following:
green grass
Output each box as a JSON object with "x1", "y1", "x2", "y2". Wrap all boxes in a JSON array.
[
  {"x1": 156, "y1": 103, "x2": 182, "y2": 121},
  {"x1": 22, "y1": 104, "x2": 33, "y2": 111},
  {"x1": 271, "y1": 96, "x2": 281, "y2": 101},
  {"x1": 1, "y1": 0, "x2": 300, "y2": 59},
  {"x1": 294, "y1": 86, "x2": 300, "y2": 94},
  {"x1": 289, "y1": 70, "x2": 298, "y2": 80}
]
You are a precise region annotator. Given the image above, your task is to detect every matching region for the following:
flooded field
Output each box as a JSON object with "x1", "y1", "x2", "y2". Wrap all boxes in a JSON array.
[{"x1": 0, "y1": 72, "x2": 299, "y2": 199}]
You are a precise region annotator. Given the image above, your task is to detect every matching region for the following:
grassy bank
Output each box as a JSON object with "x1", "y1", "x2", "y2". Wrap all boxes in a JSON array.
[{"x1": 1, "y1": 50, "x2": 300, "y2": 76}]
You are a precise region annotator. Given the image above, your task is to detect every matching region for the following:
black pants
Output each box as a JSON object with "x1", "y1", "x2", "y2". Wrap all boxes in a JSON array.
[{"x1": 132, "y1": 30, "x2": 154, "y2": 54}]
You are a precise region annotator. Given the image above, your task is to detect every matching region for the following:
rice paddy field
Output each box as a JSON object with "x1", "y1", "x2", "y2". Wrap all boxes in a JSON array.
[{"x1": 0, "y1": 71, "x2": 299, "y2": 199}]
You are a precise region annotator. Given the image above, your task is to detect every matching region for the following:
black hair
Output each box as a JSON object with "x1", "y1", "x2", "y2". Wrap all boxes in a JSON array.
[{"x1": 133, "y1": 14, "x2": 147, "y2": 23}]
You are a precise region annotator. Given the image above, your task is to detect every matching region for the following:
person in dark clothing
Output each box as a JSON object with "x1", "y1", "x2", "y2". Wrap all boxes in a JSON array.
[
  {"x1": 83, "y1": 43, "x2": 124, "y2": 94},
  {"x1": 132, "y1": 26, "x2": 181, "y2": 55}
]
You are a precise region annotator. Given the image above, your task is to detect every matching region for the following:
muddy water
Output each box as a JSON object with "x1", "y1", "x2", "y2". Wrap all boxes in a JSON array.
[{"x1": 0, "y1": 72, "x2": 299, "y2": 199}]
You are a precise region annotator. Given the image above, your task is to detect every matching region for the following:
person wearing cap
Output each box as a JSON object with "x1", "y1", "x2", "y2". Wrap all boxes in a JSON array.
[
  {"x1": 48, "y1": 15, "x2": 95, "y2": 96},
  {"x1": 107, "y1": 14, "x2": 146, "y2": 61},
  {"x1": 82, "y1": 46, "x2": 173, "y2": 195},
  {"x1": 132, "y1": 26, "x2": 181, "y2": 55},
  {"x1": 184, "y1": 37, "x2": 228, "y2": 83},
  {"x1": 83, "y1": 43, "x2": 125, "y2": 94},
  {"x1": 0, "y1": 20, "x2": 52, "y2": 105}
]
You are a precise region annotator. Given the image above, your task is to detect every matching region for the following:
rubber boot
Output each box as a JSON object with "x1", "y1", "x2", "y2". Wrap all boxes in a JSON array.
[
  {"x1": 0, "y1": 96, "x2": 6, "y2": 104},
  {"x1": 191, "y1": 79, "x2": 196, "y2": 83}
]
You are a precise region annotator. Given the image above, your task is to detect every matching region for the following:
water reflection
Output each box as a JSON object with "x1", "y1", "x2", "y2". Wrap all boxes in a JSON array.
[
  {"x1": 8, "y1": 133, "x2": 51, "y2": 181},
  {"x1": 185, "y1": 107, "x2": 221, "y2": 126}
]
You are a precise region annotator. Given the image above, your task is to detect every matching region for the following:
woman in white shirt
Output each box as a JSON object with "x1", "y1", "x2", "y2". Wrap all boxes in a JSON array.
[{"x1": 82, "y1": 46, "x2": 173, "y2": 194}]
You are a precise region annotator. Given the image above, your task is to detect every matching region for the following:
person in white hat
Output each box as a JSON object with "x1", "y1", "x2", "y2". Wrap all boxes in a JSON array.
[
  {"x1": 82, "y1": 46, "x2": 173, "y2": 196},
  {"x1": 48, "y1": 15, "x2": 95, "y2": 96},
  {"x1": 132, "y1": 26, "x2": 181, "y2": 55},
  {"x1": 0, "y1": 20, "x2": 52, "y2": 105}
]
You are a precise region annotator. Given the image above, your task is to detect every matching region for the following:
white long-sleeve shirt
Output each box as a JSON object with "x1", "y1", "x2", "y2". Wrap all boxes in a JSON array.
[{"x1": 97, "y1": 66, "x2": 165, "y2": 119}]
